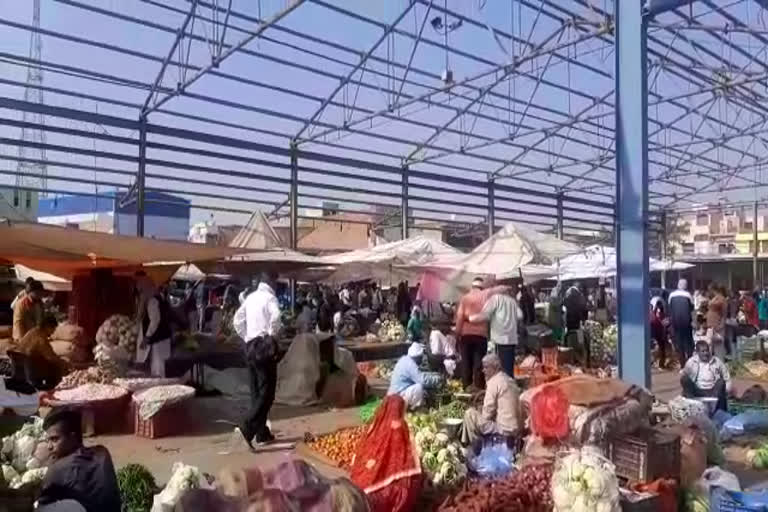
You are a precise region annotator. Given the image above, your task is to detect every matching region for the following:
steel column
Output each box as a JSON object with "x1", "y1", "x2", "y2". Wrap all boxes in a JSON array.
[
  {"x1": 488, "y1": 176, "x2": 495, "y2": 238},
  {"x1": 616, "y1": 0, "x2": 650, "y2": 388},
  {"x1": 402, "y1": 164, "x2": 409, "y2": 240},
  {"x1": 290, "y1": 144, "x2": 298, "y2": 311},
  {"x1": 556, "y1": 193, "x2": 564, "y2": 240},
  {"x1": 137, "y1": 117, "x2": 147, "y2": 237},
  {"x1": 754, "y1": 201, "x2": 760, "y2": 289},
  {"x1": 660, "y1": 211, "x2": 668, "y2": 289}
]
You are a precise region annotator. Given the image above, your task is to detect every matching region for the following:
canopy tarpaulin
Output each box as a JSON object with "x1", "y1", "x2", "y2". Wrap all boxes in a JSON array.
[
  {"x1": 555, "y1": 245, "x2": 693, "y2": 281},
  {"x1": 0, "y1": 220, "x2": 246, "y2": 277},
  {"x1": 14, "y1": 264, "x2": 72, "y2": 292},
  {"x1": 315, "y1": 236, "x2": 463, "y2": 285}
]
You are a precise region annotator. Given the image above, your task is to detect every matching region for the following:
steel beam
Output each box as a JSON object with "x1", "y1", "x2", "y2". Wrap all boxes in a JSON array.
[
  {"x1": 294, "y1": 0, "x2": 414, "y2": 140},
  {"x1": 142, "y1": 0, "x2": 198, "y2": 114},
  {"x1": 616, "y1": 0, "x2": 650, "y2": 388},
  {"x1": 290, "y1": 144, "x2": 299, "y2": 310},
  {"x1": 137, "y1": 117, "x2": 147, "y2": 237},
  {"x1": 643, "y1": 0, "x2": 696, "y2": 17},
  {"x1": 146, "y1": 0, "x2": 305, "y2": 114}
]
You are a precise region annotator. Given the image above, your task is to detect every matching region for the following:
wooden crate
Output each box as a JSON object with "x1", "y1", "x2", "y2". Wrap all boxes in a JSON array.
[{"x1": 607, "y1": 427, "x2": 681, "y2": 483}]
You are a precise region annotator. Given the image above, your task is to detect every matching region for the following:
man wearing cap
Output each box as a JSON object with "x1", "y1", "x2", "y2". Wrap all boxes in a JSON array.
[
  {"x1": 669, "y1": 278, "x2": 695, "y2": 367},
  {"x1": 387, "y1": 343, "x2": 442, "y2": 409},
  {"x1": 455, "y1": 277, "x2": 506, "y2": 390}
]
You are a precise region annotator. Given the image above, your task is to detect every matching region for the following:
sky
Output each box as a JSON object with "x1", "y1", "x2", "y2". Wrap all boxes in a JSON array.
[{"x1": 0, "y1": 0, "x2": 765, "y2": 237}]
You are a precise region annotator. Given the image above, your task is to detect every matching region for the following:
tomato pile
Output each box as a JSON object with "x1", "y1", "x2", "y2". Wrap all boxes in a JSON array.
[
  {"x1": 306, "y1": 426, "x2": 367, "y2": 470},
  {"x1": 436, "y1": 464, "x2": 554, "y2": 512}
]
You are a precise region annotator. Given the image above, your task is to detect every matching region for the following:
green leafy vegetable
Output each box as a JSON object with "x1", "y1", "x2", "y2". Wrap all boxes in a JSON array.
[{"x1": 117, "y1": 464, "x2": 157, "y2": 512}]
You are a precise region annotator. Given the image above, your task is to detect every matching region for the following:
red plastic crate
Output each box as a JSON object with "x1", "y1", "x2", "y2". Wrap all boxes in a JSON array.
[{"x1": 134, "y1": 401, "x2": 188, "y2": 439}]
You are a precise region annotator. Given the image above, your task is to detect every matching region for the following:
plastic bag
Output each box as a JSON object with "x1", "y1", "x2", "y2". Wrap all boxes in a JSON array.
[
  {"x1": 711, "y1": 409, "x2": 732, "y2": 430},
  {"x1": 721, "y1": 410, "x2": 768, "y2": 439},
  {"x1": 530, "y1": 385, "x2": 570, "y2": 440},
  {"x1": 469, "y1": 438, "x2": 516, "y2": 477},
  {"x1": 695, "y1": 466, "x2": 741, "y2": 497},
  {"x1": 710, "y1": 486, "x2": 768, "y2": 510}
]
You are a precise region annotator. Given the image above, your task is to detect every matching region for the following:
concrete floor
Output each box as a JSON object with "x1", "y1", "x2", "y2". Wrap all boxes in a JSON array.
[{"x1": 94, "y1": 371, "x2": 768, "y2": 488}]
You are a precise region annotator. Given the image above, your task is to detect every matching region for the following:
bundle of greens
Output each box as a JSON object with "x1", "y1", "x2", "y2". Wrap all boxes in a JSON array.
[{"x1": 117, "y1": 464, "x2": 157, "y2": 512}]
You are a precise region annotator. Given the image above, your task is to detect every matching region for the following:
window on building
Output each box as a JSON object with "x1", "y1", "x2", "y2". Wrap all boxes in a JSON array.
[
  {"x1": 761, "y1": 240, "x2": 768, "y2": 253},
  {"x1": 743, "y1": 221, "x2": 754, "y2": 234},
  {"x1": 693, "y1": 234, "x2": 709, "y2": 242},
  {"x1": 682, "y1": 243, "x2": 695, "y2": 255},
  {"x1": 25, "y1": 191, "x2": 31, "y2": 209},
  {"x1": 727, "y1": 220, "x2": 736, "y2": 233},
  {"x1": 696, "y1": 214, "x2": 708, "y2": 226},
  {"x1": 12, "y1": 190, "x2": 19, "y2": 207},
  {"x1": 719, "y1": 244, "x2": 730, "y2": 254}
]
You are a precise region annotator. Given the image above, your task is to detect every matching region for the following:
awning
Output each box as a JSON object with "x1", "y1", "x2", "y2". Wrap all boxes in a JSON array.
[
  {"x1": 0, "y1": 220, "x2": 247, "y2": 277},
  {"x1": 14, "y1": 264, "x2": 72, "y2": 292}
]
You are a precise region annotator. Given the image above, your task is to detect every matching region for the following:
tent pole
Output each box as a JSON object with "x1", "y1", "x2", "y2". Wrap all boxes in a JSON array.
[
  {"x1": 754, "y1": 200, "x2": 759, "y2": 289},
  {"x1": 556, "y1": 192, "x2": 564, "y2": 239},
  {"x1": 616, "y1": 0, "x2": 650, "y2": 388},
  {"x1": 660, "y1": 210, "x2": 667, "y2": 289}
]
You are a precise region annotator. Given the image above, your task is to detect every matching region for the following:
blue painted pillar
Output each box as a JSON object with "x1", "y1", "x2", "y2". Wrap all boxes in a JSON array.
[{"x1": 616, "y1": 0, "x2": 650, "y2": 388}]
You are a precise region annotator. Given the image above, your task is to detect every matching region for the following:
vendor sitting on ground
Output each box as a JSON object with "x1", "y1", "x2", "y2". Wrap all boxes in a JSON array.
[
  {"x1": 387, "y1": 343, "x2": 442, "y2": 410},
  {"x1": 37, "y1": 408, "x2": 121, "y2": 512},
  {"x1": 15, "y1": 314, "x2": 68, "y2": 390},
  {"x1": 681, "y1": 340, "x2": 732, "y2": 412},
  {"x1": 460, "y1": 353, "x2": 521, "y2": 448}
]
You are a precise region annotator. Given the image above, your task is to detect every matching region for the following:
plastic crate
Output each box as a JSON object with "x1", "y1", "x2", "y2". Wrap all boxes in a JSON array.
[
  {"x1": 542, "y1": 347, "x2": 572, "y2": 369},
  {"x1": 134, "y1": 401, "x2": 188, "y2": 439},
  {"x1": 737, "y1": 336, "x2": 762, "y2": 363},
  {"x1": 729, "y1": 400, "x2": 768, "y2": 416},
  {"x1": 711, "y1": 486, "x2": 768, "y2": 511},
  {"x1": 607, "y1": 427, "x2": 681, "y2": 483},
  {"x1": 620, "y1": 493, "x2": 661, "y2": 512}
]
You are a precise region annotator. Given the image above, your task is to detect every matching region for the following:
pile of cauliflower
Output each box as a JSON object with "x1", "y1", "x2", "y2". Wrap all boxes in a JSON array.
[
  {"x1": 151, "y1": 462, "x2": 211, "y2": 512},
  {"x1": 412, "y1": 426, "x2": 467, "y2": 488},
  {"x1": 551, "y1": 447, "x2": 620, "y2": 512},
  {"x1": 1, "y1": 417, "x2": 49, "y2": 489},
  {"x1": 96, "y1": 315, "x2": 139, "y2": 354},
  {"x1": 378, "y1": 319, "x2": 405, "y2": 343}
]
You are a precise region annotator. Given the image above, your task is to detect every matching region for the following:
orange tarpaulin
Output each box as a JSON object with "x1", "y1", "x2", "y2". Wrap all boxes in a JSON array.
[{"x1": 0, "y1": 220, "x2": 247, "y2": 278}]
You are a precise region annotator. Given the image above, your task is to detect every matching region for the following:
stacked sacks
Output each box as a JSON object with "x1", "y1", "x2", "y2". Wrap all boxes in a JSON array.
[{"x1": 50, "y1": 322, "x2": 90, "y2": 364}]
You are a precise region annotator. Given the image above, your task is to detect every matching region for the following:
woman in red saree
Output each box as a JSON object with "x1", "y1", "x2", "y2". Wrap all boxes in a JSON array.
[{"x1": 350, "y1": 395, "x2": 422, "y2": 512}]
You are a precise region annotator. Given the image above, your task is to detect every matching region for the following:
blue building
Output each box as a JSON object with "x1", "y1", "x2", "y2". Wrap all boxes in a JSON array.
[{"x1": 38, "y1": 191, "x2": 191, "y2": 241}]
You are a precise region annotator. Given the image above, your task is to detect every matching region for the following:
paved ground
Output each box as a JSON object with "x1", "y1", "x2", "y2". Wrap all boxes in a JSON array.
[{"x1": 93, "y1": 370, "x2": 768, "y2": 488}]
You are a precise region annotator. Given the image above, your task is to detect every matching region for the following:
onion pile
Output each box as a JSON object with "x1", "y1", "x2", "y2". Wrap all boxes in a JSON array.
[
  {"x1": 53, "y1": 383, "x2": 128, "y2": 402},
  {"x1": 436, "y1": 465, "x2": 554, "y2": 512},
  {"x1": 59, "y1": 366, "x2": 116, "y2": 389}
]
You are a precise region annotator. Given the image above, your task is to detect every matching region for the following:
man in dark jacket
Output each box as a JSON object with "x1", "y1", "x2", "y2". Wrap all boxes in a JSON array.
[
  {"x1": 37, "y1": 408, "x2": 121, "y2": 512},
  {"x1": 668, "y1": 278, "x2": 695, "y2": 367}
]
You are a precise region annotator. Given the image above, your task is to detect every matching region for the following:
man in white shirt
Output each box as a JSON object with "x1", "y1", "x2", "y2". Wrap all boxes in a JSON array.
[
  {"x1": 681, "y1": 340, "x2": 732, "y2": 412},
  {"x1": 233, "y1": 271, "x2": 282, "y2": 448},
  {"x1": 428, "y1": 322, "x2": 458, "y2": 376},
  {"x1": 469, "y1": 287, "x2": 522, "y2": 377}
]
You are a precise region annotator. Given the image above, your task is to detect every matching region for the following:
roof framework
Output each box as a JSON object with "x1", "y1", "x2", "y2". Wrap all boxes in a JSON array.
[{"x1": 1, "y1": 0, "x2": 767, "y2": 241}]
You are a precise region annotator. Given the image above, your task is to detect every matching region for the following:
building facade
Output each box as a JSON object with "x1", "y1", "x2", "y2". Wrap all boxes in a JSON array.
[{"x1": 38, "y1": 191, "x2": 191, "y2": 241}]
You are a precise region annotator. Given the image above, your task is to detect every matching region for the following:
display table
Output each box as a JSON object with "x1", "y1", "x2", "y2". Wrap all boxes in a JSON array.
[{"x1": 165, "y1": 339, "x2": 409, "y2": 384}]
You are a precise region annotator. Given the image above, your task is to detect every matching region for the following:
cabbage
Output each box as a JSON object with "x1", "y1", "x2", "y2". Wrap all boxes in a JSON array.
[
  {"x1": 20, "y1": 467, "x2": 47, "y2": 485},
  {"x1": 14, "y1": 435, "x2": 37, "y2": 462},
  {"x1": 25, "y1": 457, "x2": 40, "y2": 470}
]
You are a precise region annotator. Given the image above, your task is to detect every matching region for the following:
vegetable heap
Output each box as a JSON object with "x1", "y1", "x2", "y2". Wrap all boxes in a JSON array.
[
  {"x1": 59, "y1": 366, "x2": 117, "y2": 389},
  {"x1": 306, "y1": 426, "x2": 367, "y2": 470},
  {"x1": 152, "y1": 462, "x2": 209, "y2": 511},
  {"x1": 551, "y1": 447, "x2": 620, "y2": 512},
  {"x1": 583, "y1": 321, "x2": 617, "y2": 366},
  {"x1": 746, "y1": 442, "x2": 768, "y2": 469},
  {"x1": 53, "y1": 383, "x2": 128, "y2": 402},
  {"x1": 117, "y1": 463, "x2": 157, "y2": 512},
  {"x1": 0, "y1": 418, "x2": 49, "y2": 489},
  {"x1": 378, "y1": 318, "x2": 405, "y2": 343},
  {"x1": 96, "y1": 314, "x2": 138, "y2": 354},
  {"x1": 436, "y1": 465, "x2": 554, "y2": 512},
  {"x1": 407, "y1": 406, "x2": 469, "y2": 489}
]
